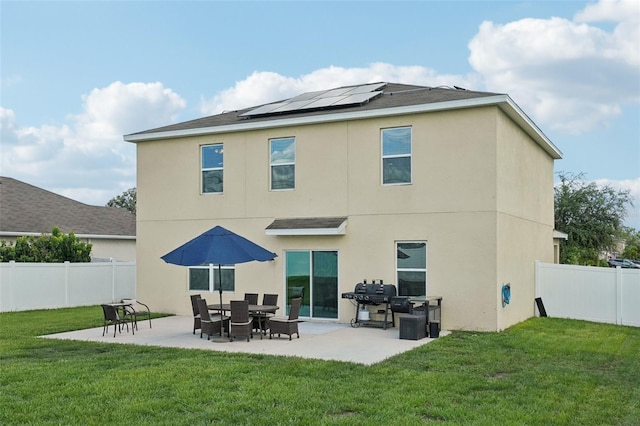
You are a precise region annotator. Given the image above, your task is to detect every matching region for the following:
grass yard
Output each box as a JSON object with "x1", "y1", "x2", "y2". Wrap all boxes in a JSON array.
[{"x1": 1, "y1": 306, "x2": 639, "y2": 425}]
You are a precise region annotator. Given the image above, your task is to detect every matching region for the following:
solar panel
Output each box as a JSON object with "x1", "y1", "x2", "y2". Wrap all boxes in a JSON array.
[
  {"x1": 270, "y1": 99, "x2": 317, "y2": 113},
  {"x1": 239, "y1": 82, "x2": 386, "y2": 117},
  {"x1": 288, "y1": 90, "x2": 328, "y2": 101},
  {"x1": 333, "y1": 91, "x2": 383, "y2": 107},
  {"x1": 241, "y1": 102, "x2": 288, "y2": 116},
  {"x1": 318, "y1": 87, "x2": 354, "y2": 98},
  {"x1": 301, "y1": 95, "x2": 346, "y2": 109},
  {"x1": 343, "y1": 82, "x2": 386, "y2": 95}
]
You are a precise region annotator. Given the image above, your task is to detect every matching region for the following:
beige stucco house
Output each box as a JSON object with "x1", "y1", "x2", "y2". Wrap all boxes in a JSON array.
[
  {"x1": 124, "y1": 82, "x2": 562, "y2": 332},
  {"x1": 0, "y1": 176, "x2": 136, "y2": 261}
]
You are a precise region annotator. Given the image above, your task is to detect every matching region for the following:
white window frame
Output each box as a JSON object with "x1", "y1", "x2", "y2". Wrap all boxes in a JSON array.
[
  {"x1": 188, "y1": 264, "x2": 235, "y2": 292},
  {"x1": 270, "y1": 137, "x2": 296, "y2": 191},
  {"x1": 201, "y1": 144, "x2": 224, "y2": 194},
  {"x1": 396, "y1": 241, "x2": 427, "y2": 296},
  {"x1": 381, "y1": 126, "x2": 412, "y2": 185}
]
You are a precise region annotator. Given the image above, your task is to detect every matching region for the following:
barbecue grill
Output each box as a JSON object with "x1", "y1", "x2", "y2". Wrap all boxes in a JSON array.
[{"x1": 341, "y1": 280, "x2": 397, "y2": 329}]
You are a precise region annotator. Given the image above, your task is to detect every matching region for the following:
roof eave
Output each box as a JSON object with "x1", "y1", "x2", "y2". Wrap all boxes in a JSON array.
[
  {"x1": 0, "y1": 231, "x2": 136, "y2": 240},
  {"x1": 124, "y1": 95, "x2": 562, "y2": 160}
]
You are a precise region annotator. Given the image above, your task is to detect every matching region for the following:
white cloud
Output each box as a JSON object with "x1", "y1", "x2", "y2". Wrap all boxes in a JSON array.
[
  {"x1": 200, "y1": 63, "x2": 479, "y2": 115},
  {"x1": 468, "y1": 0, "x2": 639, "y2": 134},
  {"x1": 1, "y1": 82, "x2": 185, "y2": 205},
  {"x1": 594, "y1": 177, "x2": 640, "y2": 230}
]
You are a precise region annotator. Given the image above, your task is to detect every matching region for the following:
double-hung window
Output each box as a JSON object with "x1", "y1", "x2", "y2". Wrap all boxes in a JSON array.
[
  {"x1": 382, "y1": 127, "x2": 412, "y2": 185},
  {"x1": 201, "y1": 144, "x2": 223, "y2": 193},
  {"x1": 270, "y1": 137, "x2": 295, "y2": 190},
  {"x1": 188, "y1": 265, "x2": 235, "y2": 292},
  {"x1": 396, "y1": 241, "x2": 427, "y2": 296}
]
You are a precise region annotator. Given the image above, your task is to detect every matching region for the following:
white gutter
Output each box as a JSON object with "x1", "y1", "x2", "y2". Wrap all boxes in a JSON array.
[
  {"x1": 265, "y1": 221, "x2": 347, "y2": 236},
  {"x1": 124, "y1": 95, "x2": 562, "y2": 159},
  {"x1": 0, "y1": 231, "x2": 136, "y2": 240}
]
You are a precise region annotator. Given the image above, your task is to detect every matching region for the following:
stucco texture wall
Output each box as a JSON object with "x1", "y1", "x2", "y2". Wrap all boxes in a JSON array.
[{"x1": 134, "y1": 106, "x2": 555, "y2": 332}]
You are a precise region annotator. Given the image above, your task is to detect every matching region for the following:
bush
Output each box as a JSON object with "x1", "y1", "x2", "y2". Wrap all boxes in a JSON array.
[{"x1": 0, "y1": 226, "x2": 92, "y2": 262}]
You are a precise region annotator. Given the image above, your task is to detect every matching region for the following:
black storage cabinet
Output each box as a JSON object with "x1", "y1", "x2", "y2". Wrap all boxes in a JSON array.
[{"x1": 399, "y1": 315, "x2": 426, "y2": 340}]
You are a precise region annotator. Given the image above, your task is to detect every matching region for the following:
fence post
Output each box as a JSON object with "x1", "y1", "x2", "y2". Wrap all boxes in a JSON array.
[
  {"x1": 7, "y1": 260, "x2": 16, "y2": 311},
  {"x1": 111, "y1": 259, "x2": 116, "y2": 302},
  {"x1": 64, "y1": 261, "x2": 70, "y2": 307},
  {"x1": 616, "y1": 266, "x2": 623, "y2": 325}
]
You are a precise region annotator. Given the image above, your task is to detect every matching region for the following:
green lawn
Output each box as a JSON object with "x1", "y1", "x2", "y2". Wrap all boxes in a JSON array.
[{"x1": 1, "y1": 307, "x2": 639, "y2": 425}]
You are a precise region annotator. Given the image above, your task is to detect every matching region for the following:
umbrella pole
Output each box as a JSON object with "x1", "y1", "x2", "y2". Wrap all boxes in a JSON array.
[{"x1": 217, "y1": 264, "x2": 224, "y2": 337}]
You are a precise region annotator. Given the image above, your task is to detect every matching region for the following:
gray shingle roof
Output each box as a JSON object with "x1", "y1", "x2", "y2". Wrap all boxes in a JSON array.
[
  {"x1": 266, "y1": 217, "x2": 347, "y2": 230},
  {"x1": 0, "y1": 177, "x2": 136, "y2": 237},
  {"x1": 127, "y1": 83, "x2": 502, "y2": 136}
]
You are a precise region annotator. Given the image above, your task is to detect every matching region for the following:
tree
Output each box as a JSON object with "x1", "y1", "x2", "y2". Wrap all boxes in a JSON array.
[
  {"x1": 106, "y1": 187, "x2": 136, "y2": 214},
  {"x1": 554, "y1": 172, "x2": 633, "y2": 265},
  {"x1": 0, "y1": 226, "x2": 92, "y2": 262},
  {"x1": 620, "y1": 227, "x2": 640, "y2": 260}
]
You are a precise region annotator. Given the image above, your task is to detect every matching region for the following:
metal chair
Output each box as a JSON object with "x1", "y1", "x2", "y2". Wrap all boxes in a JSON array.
[
  {"x1": 190, "y1": 294, "x2": 202, "y2": 334},
  {"x1": 268, "y1": 297, "x2": 302, "y2": 340},
  {"x1": 101, "y1": 304, "x2": 129, "y2": 337},
  {"x1": 244, "y1": 293, "x2": 259, "y2": 305},
  {"x1": 197, "y1": 298, "x2": 224, "y2": 340},
  {"x1": 121, "y1": 299, "x2": 152, "y2": 331},
  {"x1": 229, "y1": 300, "x2": 253, "y2": 342},
  {"x1": 253, "y1": 293, "x2": 278, "y2": 333}
]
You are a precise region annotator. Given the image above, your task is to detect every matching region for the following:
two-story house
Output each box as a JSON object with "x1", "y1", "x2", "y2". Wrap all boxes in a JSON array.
[{"x1": 124, "y1": 82, "x2": 562, "y2": 332}]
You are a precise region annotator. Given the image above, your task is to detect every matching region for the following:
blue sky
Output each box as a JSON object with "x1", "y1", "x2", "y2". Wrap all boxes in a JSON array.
[{"x1": 1, "y1": 0, "x2": 639, "y2": 228}]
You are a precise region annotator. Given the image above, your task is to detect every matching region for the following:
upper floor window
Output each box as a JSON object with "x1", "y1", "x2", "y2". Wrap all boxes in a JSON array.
[
  {"x1": 270, "y1": 137, "x2": 295, "y2": 190},
  {"x1": 189, "y1": 264, "x2": 235, "y2": 292},
  {"x1": 396, "y1": 241, "x2": 427, "y2": 296},
  {"x1": 201, "y1": 144, "x2": 223, "y2": 194},
  {"x1": 382, "y1": 127, "x2": 412, "y2": 185}
]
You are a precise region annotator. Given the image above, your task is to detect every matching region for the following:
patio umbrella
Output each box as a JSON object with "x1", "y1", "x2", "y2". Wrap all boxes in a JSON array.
[{"x1": 161, "y1": 225, "x2": 277, "y2": 311}]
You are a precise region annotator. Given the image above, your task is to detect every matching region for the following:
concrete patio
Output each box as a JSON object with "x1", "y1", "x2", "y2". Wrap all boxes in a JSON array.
[{"x1": 43, "y1": 316, "x2": 448, "y2": 365}]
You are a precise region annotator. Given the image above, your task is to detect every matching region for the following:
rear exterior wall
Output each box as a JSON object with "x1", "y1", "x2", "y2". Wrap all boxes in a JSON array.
[{"x1": 135, "y1": 106, "x2": 552, "y2": 331}]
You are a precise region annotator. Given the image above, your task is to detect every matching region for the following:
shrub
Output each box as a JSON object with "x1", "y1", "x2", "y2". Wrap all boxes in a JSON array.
[{"x1": 0, "y1": 226, "x2": 92, "y2": 262}]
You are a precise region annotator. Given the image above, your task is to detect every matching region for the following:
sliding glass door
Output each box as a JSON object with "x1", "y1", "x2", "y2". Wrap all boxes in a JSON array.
[{"x1": 285, "y1": 250, "x2": 338, "y2": 319}]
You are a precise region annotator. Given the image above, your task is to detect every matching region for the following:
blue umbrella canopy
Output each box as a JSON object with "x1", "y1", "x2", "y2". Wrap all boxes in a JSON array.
[
  {"x1": 161, "y1": 225, "x2": 277, "y2": 266},
  {"x1": 161, "y1": 226, "x2": 277, "y2": 320}
]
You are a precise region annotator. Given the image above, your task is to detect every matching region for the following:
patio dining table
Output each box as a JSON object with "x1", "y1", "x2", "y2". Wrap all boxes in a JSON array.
[
  {"x1": 106, "y1": 301, "x2": 134, "y2": 334},
  {"x1": 207, "y1": 303, "x2": 279, "y2": 340}
]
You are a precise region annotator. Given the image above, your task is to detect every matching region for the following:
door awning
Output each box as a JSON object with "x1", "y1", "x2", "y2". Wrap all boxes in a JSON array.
[{"x1": 265, "y1": 217, "x2": 347, "y2": 236}]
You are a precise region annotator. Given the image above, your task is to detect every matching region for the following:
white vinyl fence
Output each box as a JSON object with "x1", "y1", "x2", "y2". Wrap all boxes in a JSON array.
[
  {"x1": 0, "y1": 261, "x2": 136, "y2": 312},
  {"x1": 535, "y1": 261, "x2": 640, "y2": 327}
]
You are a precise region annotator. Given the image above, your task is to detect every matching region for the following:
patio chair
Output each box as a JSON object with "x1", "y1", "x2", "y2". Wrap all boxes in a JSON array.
[
  {"x1": 229, "y1": 300, "x2": 253, "y2": 342},
  {"x1": 121, "y1": 299, "x2": 152, "y2": 331},
  {"x1": 244, "y1": 293, "x2": 259, "y2": 305},
  {"x1": 253, "y1": 293, "x2": 278, "y2": 333},
  {"x1": 101, "y1": 304, "x2": 129, "y2": 337},
  {"x1": 268, "y1": 297, "x2": 302, "y2": 340},
  {"x1": 197, "y1": 298, "x2": 224, "y2": 340},
  {"x1": 287, "y1": 286, "x2": 305, "y2": 303},
  {"x1": 190, "y1": 294, "x2": 202, "y2": 334}
]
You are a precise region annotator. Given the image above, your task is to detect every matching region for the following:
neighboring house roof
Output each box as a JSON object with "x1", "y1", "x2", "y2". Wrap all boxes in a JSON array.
[
  {"x1": 0, "y1": 177, "x2": 136, "y2": 238},
  {"x1": 124, "y1": 82, "x2": 562, "y2": 159}
]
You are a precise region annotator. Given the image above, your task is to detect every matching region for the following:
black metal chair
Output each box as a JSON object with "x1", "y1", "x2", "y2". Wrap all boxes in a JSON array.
[
  {"x1": 190, "y1": 294, "x2": 202, "y2": 334},
  {"x1": 244, "y1": 293, "x2": 259, "y2": 305},
  {"x1": 229, "y1": 300, "x2": 253, "y2": 342},
  {"x1": 121, "y1": 299, "x2": 152, "y2": 331},
  {"x1": 268, "y1": 297, "x2": 302, "y2": 340},
  {"x1": 197, "y1": 298, "x2": 224, "y2": 340},
  {"x1": 101, "y1": 304, "x2": 129, "y2": 337},
  {"x1": 253, "y1": 293, "x2": 278, "y2": 333}
]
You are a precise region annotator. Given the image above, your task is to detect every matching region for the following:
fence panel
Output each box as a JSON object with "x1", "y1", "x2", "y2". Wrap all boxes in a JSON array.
[
  {"x1": 621, "y1": 269, "x2": 640, "y2": 327},
  {"x1": 0, "y1": 261, "x2": 135, "y2": 312},
  {"x1": 536, "y1": 261, "x2": 640, "y2": 326}
]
